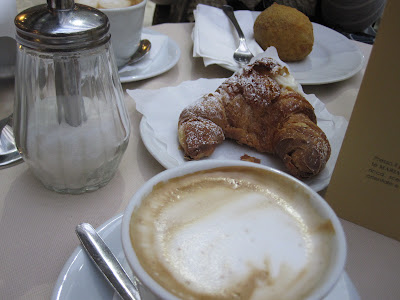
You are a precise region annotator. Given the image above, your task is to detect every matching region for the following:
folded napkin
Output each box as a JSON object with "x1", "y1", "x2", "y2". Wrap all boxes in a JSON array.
[
  {"x1": 192, "y1": 4, "x2": 263, "y2": 71},
  {"x1": 127, "y1": 50, "x2": 348, "y2": 192},
  {"x1": 118, "y1": 30, "x2": 169, "y2": 75}
]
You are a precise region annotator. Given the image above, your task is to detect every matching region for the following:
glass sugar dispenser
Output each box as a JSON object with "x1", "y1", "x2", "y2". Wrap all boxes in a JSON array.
[{"x1": 13, "y1": 0, "x2": 131, "y2": 194}]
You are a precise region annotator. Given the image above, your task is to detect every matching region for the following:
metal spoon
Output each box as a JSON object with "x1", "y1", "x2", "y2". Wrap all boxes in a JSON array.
[
  {"x1": 118, "y1": 39, "x2": 151, "y2": 70},
  {"x1": 76, "y1": 223, "x2": 141, "y2": 300},
  {"x1": 0, "y1": 114, "x2": 23, "y2": 169},
  {"x1": 222, "y1": 5, "x2": 254, "y2": 66}
]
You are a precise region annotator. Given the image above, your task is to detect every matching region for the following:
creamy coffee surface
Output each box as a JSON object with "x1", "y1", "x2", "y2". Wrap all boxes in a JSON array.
[{"x1": 130, "y1": 167, "x2": 336, "y2": 300}]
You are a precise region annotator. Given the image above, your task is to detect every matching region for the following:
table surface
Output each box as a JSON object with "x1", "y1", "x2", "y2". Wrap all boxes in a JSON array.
[{"x1": 1, "y1": 22, "x2": 400, "y2": 300}]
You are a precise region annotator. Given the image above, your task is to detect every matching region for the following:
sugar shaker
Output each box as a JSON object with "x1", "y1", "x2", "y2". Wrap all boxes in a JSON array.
[{"x1": 14, "y1": 0, "x2": 131, "y2": 194}]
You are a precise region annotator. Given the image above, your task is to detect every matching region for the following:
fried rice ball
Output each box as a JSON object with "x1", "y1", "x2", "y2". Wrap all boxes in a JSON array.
[{"x1": 254, "y1": 3, "x2": 314, "y2": 62}]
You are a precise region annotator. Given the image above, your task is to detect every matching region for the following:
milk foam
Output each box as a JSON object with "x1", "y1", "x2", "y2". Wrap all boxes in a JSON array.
[{"x1": 130, "y1": 167, "x2": 335, "y2": 300}]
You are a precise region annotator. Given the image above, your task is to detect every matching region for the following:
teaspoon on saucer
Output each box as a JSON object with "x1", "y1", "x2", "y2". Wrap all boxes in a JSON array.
[
  {"x1": 119, "y1": 39, "x2": 151, "y2": 70},
  {"x1": 76, "y1": 223, "x2": 141, "y2": 300}
]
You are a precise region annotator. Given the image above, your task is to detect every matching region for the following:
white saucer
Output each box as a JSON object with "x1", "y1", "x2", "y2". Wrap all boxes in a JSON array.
[
  {"x1": 52, "y1": 214, "x2": 360, "y2": 300},
  {"x1": 287, "y1": 22, "x2": 365, "y2": 85},
  {"x1": 118, "y1": 28, "x2": 181, "y2": 83},
  {"x1": 217, "y1": 18, "x2": 365, "y2": 85},
  {"x1": 51, "y1": 214, "x2": 153, "y2": 300}
]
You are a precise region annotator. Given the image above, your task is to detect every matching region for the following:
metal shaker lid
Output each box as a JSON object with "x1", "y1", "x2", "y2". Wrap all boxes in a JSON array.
[{"x1": 14, "y1": 0, "x2": 110, "y2": 51}]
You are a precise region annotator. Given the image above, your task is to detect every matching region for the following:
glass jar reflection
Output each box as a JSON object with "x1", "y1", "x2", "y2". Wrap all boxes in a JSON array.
[{"x1": 14, "y1": 41, "x2": 130, "y2": 194}]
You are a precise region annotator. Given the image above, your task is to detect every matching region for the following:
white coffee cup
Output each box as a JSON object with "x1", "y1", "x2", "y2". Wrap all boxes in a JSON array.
[
  {"x1": 99, "y1": 0, "x2": 147, "y2": 68},
  {"x1": 122, "y1": 160, "x2": 347, "y2": 300},
  {"x1": 0, "y1": 0, "x2": 17, "y2": 79}
]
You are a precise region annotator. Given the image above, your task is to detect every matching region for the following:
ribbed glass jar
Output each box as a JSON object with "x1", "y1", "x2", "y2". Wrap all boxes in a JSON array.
[{"x1": 14, "y1": 41, "x2": 130, "y2": 194}]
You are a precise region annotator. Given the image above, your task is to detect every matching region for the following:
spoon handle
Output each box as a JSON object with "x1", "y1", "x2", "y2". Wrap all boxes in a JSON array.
[
  {"x1": 222, "y1": 5, "x2": 245, "y2": 40},
  {"x1": 76, "y1": 223, "x2": 141, "y2": 300}
]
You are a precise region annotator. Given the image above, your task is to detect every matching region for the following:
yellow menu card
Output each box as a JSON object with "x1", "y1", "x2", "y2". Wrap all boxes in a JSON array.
[{"x1": 325, "y1": 0, "x2": 400, "y2": 241}]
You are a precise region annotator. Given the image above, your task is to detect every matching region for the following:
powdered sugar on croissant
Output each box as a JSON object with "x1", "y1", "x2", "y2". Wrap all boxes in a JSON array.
[{"x1": 178, "y1": 57, "x2": 331, "y2": 178}]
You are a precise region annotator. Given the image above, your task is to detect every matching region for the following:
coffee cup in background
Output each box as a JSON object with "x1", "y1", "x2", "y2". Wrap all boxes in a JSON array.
[
  {"x1": 121, "y1": 160, "x2": 347, "y2": 300},
  {"x1": 0, "y1": 0, "x2": 17, "y2": 79},
  {"x1": 77, "y1": 0, "x2": 147, "y2": 68}
]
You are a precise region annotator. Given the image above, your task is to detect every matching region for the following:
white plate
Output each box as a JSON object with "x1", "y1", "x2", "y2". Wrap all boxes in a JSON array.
[
  {"x1": 132, "y1": 77, "x2": 348, "y2": 192},
  {"x1": 118, "y1": 28, "x2": 181, "y2": 83},
  {"x1": 133, "y1": 79, "x2": 348, "y2": 192},
  {"x1": 221, "y1": 20, "x2": 365, "y2": 85},
  {"x1": 138, "y1": 98, "x2": 347, "y2": 193},
  {"x1": 287, "y1": 22, "x2": 365, "y2": 85},
  {"x1": 52, "y1": 214, "x2": 360, "y2": 300},
  {"x1": 140, "y1": 117, "x2": 181, "y2": 169}
]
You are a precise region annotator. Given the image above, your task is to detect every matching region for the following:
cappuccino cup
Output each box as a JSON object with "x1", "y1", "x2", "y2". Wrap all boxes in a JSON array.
[
  {"x1": 121, "y1": 160, "x2": 347, "y2": 300},
  {"x1": 77, "y1": 0, "x2": 147, "y2": 68}
]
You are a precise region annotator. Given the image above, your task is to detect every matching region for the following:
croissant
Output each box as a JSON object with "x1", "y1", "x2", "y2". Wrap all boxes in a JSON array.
[{"x1": 178, "y1": 57, "x2": 331, "y2": 178}]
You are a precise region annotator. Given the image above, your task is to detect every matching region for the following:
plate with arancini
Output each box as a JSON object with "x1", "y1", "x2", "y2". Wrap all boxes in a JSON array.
[
  {"x1": 220, "y1": 20, "x2": 365, "y2": 85},
  {"x1": 285, "y1": 22, "x2": 365, "y2": 85},
  {"x1": 193, "y1": 7, "x2": 365, "y2": 85}
]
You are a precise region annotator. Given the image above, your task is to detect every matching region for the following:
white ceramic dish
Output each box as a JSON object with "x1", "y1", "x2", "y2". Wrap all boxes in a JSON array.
[
  {"x1": 138, "y1": 99, "x2": 347, "y2": 193},
  {"x1": 118, "y1": 28, "x2": 181, "y2": 83},
  {"x1": 220, "y1": 20, "x2": 365, "y2": 85},
  {"x1": 286, "y1": 22, "x2": 365, "y2": 85},
  {"x1": 131, "y1": 76, "x2": 348, "y2": 192},
  {"x1": 51, "y1": 214, "x2": 360, "y2": 300}
]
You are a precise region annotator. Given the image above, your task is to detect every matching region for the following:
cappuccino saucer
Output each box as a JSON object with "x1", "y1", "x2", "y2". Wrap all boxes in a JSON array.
[
  {"x1": 118, "y1": 28, "x2": 181, "y2": 83},
  {"x1": 52, "y1": 214, "x2": 360, "y2": 300}
]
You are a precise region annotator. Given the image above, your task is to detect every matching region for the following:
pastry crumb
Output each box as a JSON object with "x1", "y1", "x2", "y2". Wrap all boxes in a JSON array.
[{"x1": 240, "y1": 154, "x2": 261, "y2": 164}]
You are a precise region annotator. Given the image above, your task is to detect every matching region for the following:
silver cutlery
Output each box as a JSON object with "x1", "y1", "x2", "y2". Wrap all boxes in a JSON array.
[
  {"x1": 222, "y1": 5, "x2": 254, "y2": 66},
  {"x1": 76, "y1": 223, "x2": 141, "y2": 300},
  {"x1": 0, "y1": 114, "x2": 23, "y2": 169},
  {"x1": 119, "y1": 39, "x2": 151, "y2": 70}
]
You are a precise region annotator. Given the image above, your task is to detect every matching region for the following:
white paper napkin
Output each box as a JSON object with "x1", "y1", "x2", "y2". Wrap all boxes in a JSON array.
[
  {"x1": 118, "y1": 30, "x2": 169, "y2": 74},
  {"x1": 127, "y1": 50, "x2": 348, "y2": 192},
  {"x1": 192, "y1": 4, "x2": 263, "y2": 71}
]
